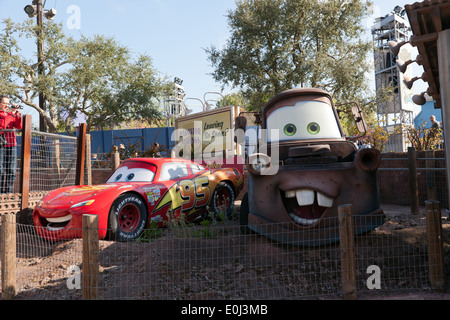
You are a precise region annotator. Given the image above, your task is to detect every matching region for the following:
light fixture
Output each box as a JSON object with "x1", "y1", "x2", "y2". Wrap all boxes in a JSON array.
[
  {"x1": 184, "y1": 97, "x2": 205, "y2": 113},
  {"x1": 396, "y1": 55, "x2": 423, "y2": 73},
  {"x1": 388, "y1": 40, "x2": 409, "y2": 56},
  {"x1": 403, "y1": 76, "x2": 421, "y2": 89},
  {"x1": 44, "y1": 8, "x2": 57, "y2": 20},
  {"x1": 203, "y1": 92, "x2": 224, "y2": 109},
  {"x1": 412, "y1": 88, "x2": 433, "y2": 105},
  {"x1": 412, "y1": 92, "x2": 426, "y2": 105},
  {"x1": 403, "y1": 72, "x2": 429, "y2": 89},
  {"x1": 24, "y1": 4, "x2": 37, "y2": 17},
  {"x1": 24, "y1": 4, "x2": 57, "y2": 19}
]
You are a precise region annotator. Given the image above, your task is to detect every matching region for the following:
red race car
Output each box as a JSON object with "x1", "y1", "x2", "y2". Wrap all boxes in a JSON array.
[{"x1": 33, "y1": 157, "x2": 244, "y2": 241}]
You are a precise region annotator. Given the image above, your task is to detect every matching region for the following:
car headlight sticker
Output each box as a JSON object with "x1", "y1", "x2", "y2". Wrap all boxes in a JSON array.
[{"x1": 70, "y1": 199, "x2": 95, "y2": 208}]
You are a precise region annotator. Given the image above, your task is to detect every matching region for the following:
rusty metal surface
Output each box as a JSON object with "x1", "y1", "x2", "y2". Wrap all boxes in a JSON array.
[{"x1": 405, "y1": 0, "x2": 450, "y2": 108}]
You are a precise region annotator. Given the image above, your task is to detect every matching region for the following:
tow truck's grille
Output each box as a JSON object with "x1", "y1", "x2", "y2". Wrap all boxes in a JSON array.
[
  {"x1": 284, "y1": 156, "x2": 338, "y2": 165},
  {"x1": 281, "y1": 154, "x2": 355, "y2": 170}
]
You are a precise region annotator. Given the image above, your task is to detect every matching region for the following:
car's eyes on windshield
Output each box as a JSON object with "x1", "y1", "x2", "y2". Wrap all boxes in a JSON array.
[
  {"x1": 107, "y1": 167, "x2": 155, "y2": 183},
  {"x1": 266, "y1": 101, "x2": 342, "y2": 142}
]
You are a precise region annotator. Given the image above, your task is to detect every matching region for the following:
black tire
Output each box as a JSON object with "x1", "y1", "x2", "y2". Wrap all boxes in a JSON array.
[
  {"x1": 239, "y1": 193, "x2": 252, "y2": 234},
  {"x1": 211, "y1": 182, "x2": 235, "y2": 218},
  {"x1": 107, "y1": 193, "x2": 148, "y2": 241}
]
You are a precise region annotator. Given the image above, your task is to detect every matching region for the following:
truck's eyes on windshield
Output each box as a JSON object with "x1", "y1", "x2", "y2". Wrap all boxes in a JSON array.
[
  {"x1": 266, "y1": 101, "x2": 341, "y2": 142},
  {"x1": 284, "y1": 123, "x2": 297, "y2": 136},
  {"x1": 307, "y1": 122, "x2": 320, "y2": 135}
]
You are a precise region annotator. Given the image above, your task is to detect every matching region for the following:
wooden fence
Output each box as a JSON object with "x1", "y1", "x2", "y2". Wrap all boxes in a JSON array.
[
  {"x1": 0, "y1": 115, "x2": 87, "y2": 222},
  {"x1": 1, "y1": 203, "x2": 446, "y2": 300}
]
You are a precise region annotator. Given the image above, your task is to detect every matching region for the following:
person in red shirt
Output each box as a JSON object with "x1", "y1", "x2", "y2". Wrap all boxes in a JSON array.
[{"x1": 0, "y1": 95, "x2": 22, "y2": 194}]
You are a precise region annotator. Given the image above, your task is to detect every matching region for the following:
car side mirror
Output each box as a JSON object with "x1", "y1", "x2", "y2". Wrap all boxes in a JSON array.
[{"x1": 351, "y1": 104, "x2": 367, "y2": 134}]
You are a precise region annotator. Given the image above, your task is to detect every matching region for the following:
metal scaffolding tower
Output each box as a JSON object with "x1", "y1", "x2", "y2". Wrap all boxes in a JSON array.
[{"x1": 372, "y1": 8, "x2": 415, "y2": 151}]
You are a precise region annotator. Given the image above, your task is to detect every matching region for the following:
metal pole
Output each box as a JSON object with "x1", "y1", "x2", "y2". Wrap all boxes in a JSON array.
[{"x1": 36, "y1": 0, "x2": 47, "y2": 132}]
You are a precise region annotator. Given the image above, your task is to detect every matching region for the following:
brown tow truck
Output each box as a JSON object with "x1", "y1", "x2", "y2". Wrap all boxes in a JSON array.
[{"x1": 236, "y1": 88, "x2": 384, "y2": 246}]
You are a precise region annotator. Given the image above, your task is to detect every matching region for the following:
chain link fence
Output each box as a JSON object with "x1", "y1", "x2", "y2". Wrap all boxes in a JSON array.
[
  {"x1": 1, "y1": 128, "x2": 79, "y2": 194},
  {"x1": 1, "y1": 206, "x2": 448, "y2": 300},
  {"x1": 1, "y1": 120, "x2": 449, "y2": 300}
]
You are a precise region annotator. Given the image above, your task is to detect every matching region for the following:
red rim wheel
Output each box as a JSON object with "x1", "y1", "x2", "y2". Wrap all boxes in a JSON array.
[
  {"x1": 108, "y1": 193, "x2": 148, "y2": 241},
  {"x1": 211, "y1": 182, "x2": 235, "y2": 218},
  {"x1": 118, "y1": 203, "x2": 141, "y2": 232}
]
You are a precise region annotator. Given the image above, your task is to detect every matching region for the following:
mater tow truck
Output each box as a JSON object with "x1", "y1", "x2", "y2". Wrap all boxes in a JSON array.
[{"x1": 236, "y1": 88, "x2": 385, "y2": 246}]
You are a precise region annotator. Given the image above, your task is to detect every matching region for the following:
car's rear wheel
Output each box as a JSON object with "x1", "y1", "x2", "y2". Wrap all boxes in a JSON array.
[
  {"x1": 107, "y1": 193, "x2": 148, "y2": 241},
  {"x1": 211, "y1": 182, "x2": 235, "y2": 219}
]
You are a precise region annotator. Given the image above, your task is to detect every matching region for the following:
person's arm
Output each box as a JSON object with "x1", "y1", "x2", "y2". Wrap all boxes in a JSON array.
[{"x1": 11, "y1": 111, "x2": 22, "y2": 129}]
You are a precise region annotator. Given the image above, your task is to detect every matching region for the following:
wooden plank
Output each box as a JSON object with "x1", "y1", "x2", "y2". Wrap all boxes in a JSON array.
[
  {"x1": 433, "y1": 6, "x2": 443, "y2": 32},
  {"x1": 338, "y1": 204, "x2": 357, "y2": 300},
  {"x1": 1, "y1": 214, "x2": 17, "y2": 299},
  {"x1": 75, "y1": 123, "x2": 87, "y2": 185},
  {"x1": 18, "y1": 115, "x2": 32, "y2": 224},
  {"x1": 82, "y1": 214, "x2": 99, "y2": 300},
  {"x1": 425, "y1": 200, "x2": 446, "y2": 291},
  {"x1": 408, "y1": 147, "x2": 419, "y2": 215}
]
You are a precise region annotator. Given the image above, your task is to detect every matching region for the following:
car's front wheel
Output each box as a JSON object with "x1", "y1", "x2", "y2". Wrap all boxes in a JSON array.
[{"x1": 107, "y1": 193, "x2": 148, "y2": 241}]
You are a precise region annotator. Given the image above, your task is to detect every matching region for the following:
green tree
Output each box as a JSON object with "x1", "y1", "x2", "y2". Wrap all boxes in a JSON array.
[
  {"x1": 218, "y1": 92, "x2": 246, "y2": 108},
  {"x1": 0, "y1": 18, "x2": 73, "y2": 133},
  {"x1": 0, "y1": 18, "x2": 164, "y2": 133},
  {"x1": 57, "y1": 35, "x2": 163, "y2": 132},
  {"x1": 206, "y1": 0, "x2": 375, "y2": 112}
]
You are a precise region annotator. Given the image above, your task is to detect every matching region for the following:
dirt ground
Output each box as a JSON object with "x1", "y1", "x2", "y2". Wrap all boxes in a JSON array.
[{"x1": 3, "y1": 203, "x2": 450, "y2": 300}]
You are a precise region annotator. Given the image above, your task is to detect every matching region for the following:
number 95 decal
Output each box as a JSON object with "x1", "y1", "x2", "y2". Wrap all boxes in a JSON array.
[{"x1": 179, "y1": 176, "x2": 211, "y2": 211}]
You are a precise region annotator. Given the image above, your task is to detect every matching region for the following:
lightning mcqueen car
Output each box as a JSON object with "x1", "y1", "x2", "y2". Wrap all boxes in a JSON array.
[{"x1": 33, "y1": 157, "x2": 244, "y2": 241}]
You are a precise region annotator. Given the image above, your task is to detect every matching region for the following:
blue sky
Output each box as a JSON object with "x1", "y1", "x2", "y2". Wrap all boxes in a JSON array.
[{"x1": 0, "y1": 0, "x2": 426, "y2": 120}]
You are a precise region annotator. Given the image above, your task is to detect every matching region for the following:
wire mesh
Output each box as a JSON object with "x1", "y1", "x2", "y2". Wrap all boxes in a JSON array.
[
  {"x1": 0, "y1": 127, "x2": 449, "y2": 300},
  {"x1": 29, "y1": 130, "x2": 78, "y2": 192},
  {"x1": 0, "y1": 129, "x2": 79, "y2": 194},
  {"x1": 1, "y1": 129, "x2": 21, "y2": 194},
  {"x1": 1, "y1": 212, "x2": 447, "y2": 300}
]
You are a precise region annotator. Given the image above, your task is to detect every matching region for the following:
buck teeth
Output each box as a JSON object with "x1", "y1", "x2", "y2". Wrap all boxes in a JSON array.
[
  {"x1": 285, "y1": 189, "x2": 333, "y2": 207},
  {"x1": 296, "y1": 190, "x2": 314, "y2": 206}
]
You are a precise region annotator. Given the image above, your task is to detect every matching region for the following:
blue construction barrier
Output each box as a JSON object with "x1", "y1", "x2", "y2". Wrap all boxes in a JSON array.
[{"x1": 89, "y1": 127, "x2": 175, "y2": 157}]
